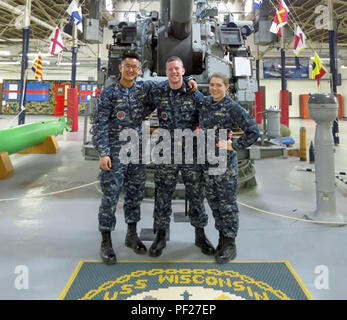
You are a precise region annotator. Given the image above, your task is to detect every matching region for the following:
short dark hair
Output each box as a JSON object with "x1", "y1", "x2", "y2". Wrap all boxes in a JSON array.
[
  {"x1": 121, "y1": 51, "x2": 140, "y2": 62},
  {"x1": 165, "y1": 56, "x2": 184, "y2": 67}
]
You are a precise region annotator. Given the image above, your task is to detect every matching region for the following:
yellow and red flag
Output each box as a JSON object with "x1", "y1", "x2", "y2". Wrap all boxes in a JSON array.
[
  {"x1": 31, "y1": 54, "x2": 43, "y2": 81},
  {"x1": 312, "y1": 52, "x2": 326, "y2": 86},
  {"x1": 269, "y1": 0, "x2": 290, "y2": 37}
]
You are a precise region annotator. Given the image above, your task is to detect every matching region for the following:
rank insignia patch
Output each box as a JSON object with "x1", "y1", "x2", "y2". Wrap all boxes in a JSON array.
[
  {"x1": 161, "y1": 112, "x2": 168, "y2": 120},
  {"x1": 116, "y1": 111, "x2": 125, "y2": 120}
]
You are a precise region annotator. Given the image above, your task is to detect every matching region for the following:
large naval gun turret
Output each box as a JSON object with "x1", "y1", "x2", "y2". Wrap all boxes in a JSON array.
[
  {"x1": 105, "y1": 0, "x2": 257, "y2": 111},
  {"x1": 83, "y1": 0, "x2": 286, "y2": 197}
]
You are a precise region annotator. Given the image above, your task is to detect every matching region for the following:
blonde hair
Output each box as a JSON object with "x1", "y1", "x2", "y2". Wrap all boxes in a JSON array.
[{"x1": 166, "y1": 56, "x2": 184, "y2": 67}]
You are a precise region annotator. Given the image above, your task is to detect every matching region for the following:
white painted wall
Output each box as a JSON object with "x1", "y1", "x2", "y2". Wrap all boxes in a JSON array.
[
  {"x1": 259, "y1": 66, "x2": 347, "y2": 118},
  {"x1": 338, "y1": 68, "x2": 347, "y2": 117}
]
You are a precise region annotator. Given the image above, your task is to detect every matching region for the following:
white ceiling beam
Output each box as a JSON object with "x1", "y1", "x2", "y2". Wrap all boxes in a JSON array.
[{"x1": 0, "y1": 0, "x2": 73, "y2": 40}]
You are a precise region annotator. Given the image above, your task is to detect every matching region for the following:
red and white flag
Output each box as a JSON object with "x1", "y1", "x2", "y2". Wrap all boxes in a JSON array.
[
  {"x1": 49, "y1": 27, "x2": 65, "y2": 55},
  {"x1": 269, "y1": 0, "x2": 290, "y2": 37},
  {"x1": 293, "y1": 26, "x2": 306, "y2": 56}
]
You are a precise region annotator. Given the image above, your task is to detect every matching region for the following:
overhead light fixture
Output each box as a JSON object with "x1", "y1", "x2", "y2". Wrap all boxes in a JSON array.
[
  {"x1": 59, "y1": 62, "x2": 80, "y2": 65},
  {"x1": 0, "y1": 50, "x2": 10, "y2": 56},
  {"x1": 29, "y1": 59, "x2": 50, "y2": 65},
  {"x1": 28, "y1": 53, "x2": 52, "y2": 57},
  {"x1": 310, "y1": 57, "x2": 338, "y2": 61},
  {"x1": 105, "y1": 0, "x2": 113, "y2": 14},
  {"x1": 19, "y1": 53, "x2": 52, "y2": 57},
  {"x1": 0, "y1": 61, "x2": 20, "y2": 64},
  {"x1": 244, "y1": 0, "x2": 253, "y2": 15}
]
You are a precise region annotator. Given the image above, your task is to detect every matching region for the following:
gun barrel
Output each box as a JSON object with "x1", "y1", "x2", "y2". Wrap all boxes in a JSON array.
[
  {"x1": 160, "y1": 0, "x2": 170, "y2": 26},
  {"x1": 169, "y1": 0, "x2": 193, "y2": 40}
]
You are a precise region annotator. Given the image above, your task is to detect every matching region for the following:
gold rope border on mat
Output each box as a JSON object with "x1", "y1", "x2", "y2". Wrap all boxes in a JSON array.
[
  {"x1": 58, "y1": 260, "x2": 313, "y2": 300},
  {"x1": 284, "y1": 261, "x2": 313, "y2": 300},
  {"x1": 58, "y1": 260, "x2": 85, "y2": 300}
]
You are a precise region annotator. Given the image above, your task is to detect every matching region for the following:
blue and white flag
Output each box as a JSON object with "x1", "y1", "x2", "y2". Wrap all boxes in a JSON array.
[
  {"x1": 66, "y1": 0, "x2": 83, "y2": 33},
  {"x1": 254, "y1": 0, "x2": 263, "y2": 9}
]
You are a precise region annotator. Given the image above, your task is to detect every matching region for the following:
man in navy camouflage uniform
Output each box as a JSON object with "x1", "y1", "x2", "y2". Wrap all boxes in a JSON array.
[
  {"x1": 147, "y1": 56, "x2": 215, "y2": 258},
  {"x1": 93, "y1": 52, "x2": 198, "y2": 264},
  {"x1": 92, "y1": 51, "x2": 160, "y2": 264},
  {"x1": 199, "y1": 72, "x2": 260, "y2": 264}
]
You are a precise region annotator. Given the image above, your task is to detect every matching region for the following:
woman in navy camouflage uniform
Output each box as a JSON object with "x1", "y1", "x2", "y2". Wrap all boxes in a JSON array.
[{"x1": 199, "y1": 72, "x2": 260, "y2": 264}]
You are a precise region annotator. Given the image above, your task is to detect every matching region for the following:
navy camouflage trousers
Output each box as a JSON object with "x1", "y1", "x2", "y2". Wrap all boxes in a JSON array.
[
  {"x1": 203, "y1": 151, "x2": 239, "y2": 238},
  {"x1": 153, "y1": 164, "x2": 208, "y2": 231},
  {"x1": 98, "y1": 158, "x2": 146, "y2": 232}
]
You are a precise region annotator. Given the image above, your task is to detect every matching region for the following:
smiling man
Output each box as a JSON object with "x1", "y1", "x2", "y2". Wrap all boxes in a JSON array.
[
  {"x1": 92, "y1": 51, "x2": 160, "y2": 264},
  {"x1": 92, "y1": 52, "x2": 198, "y2": 265},
  {"x1": 147, "y1": 56, "x2": 215, "y2": 258}
]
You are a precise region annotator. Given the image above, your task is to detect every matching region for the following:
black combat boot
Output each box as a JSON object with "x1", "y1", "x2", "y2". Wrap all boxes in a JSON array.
[
  {"x1": 195, "y1": 227, "x2": 215, "y2": 255},
  {"x1": 125, "y1": 223, "x2": 147, "y2": 254},
  {"x1": 100, "y1": 231, "x2": 117, "y2": 265},
  {"x1": 148, "y1": 229, "x2": 166, "y2": 257},
  {"x1": 215, "y1": 233, "x2": 237, "y2": 264}
]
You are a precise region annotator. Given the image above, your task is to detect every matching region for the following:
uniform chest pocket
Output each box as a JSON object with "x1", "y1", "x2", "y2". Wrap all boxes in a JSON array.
[
  {"x1": 211, "y1": 112, "x2": 228, "y2": 127},
  {"x1": 200, "y1": 114, "x2": 222, "y2": 129},
  {"x1": 131, "y1": 94, "x2": 146, "y2": 121},
  {"x1": 198, "y1": 108, "x2": 209, "y2": 128},
  {"x1": 180, "y1": 102, "x2": 195, "y2": 120},
  {"x1": 129, "y1": 103, "x2": 145, "y2": 124}
]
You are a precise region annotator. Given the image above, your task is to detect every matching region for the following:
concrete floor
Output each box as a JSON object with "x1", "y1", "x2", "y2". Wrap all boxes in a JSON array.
[{"x1": 0, "y1": 114, "x2": 346, "y2": 300}]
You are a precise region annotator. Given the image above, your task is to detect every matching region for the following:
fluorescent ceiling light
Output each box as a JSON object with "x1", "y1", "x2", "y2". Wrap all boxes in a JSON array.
[
  {"x1": 59, "y1": 62, "x2": 80, "y2": 65},
  {"x1": 0, "y1": 50, "x2": 10, "y2": 56},
  {"x1": 29, "y1": 59, "x2": 50, "y2": 65},
  {"x1": 244, "y1": 0, "x2": 253, "y2": 15},
  {"x1": 105, "y1": 0, "x2": 113, "y2": 14},
  {"x1": 0, "y1": 61, "x2": 20, "y2": 64},
  {"x1": 28, "y1": 53, "x2": 52, "y2": 57},
  {"x1": 310, "y1": 57, "x2": 338, "y2": 61},
  {"x1": 21, "y1": 53, "x2": 52, "y2": 57}
]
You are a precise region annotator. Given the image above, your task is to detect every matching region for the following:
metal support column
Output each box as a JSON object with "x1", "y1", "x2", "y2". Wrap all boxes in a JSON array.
[
  {"x1": 97, "y1": 44, "x2": 102, "y2": 89},
  {"x1": 280, "y1": 34, "x2": 286, "y2": 91},
  {"x1": 71, "y1": 26, "x2": 78, "y2": 88},
  {"x1": 18, "y1": 0, "x2": 31, "y2": 125},
  {"x1": 328, "y1": 0, "x2": 339, "y2": 145},
  {"x1": 256, "y1": 45, "x2": 260, "y2": 89},
  {"x1": 71, "y1": 0, "x2": 79, "y2": 89},
  {"x1": 279, "y1": 29, "x2": 289, "y2": 127}
]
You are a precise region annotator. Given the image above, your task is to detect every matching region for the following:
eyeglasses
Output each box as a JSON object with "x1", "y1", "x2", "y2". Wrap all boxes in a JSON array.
[{"x1": 122, "y1": 64, "x2": 141, "y2": 70}]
